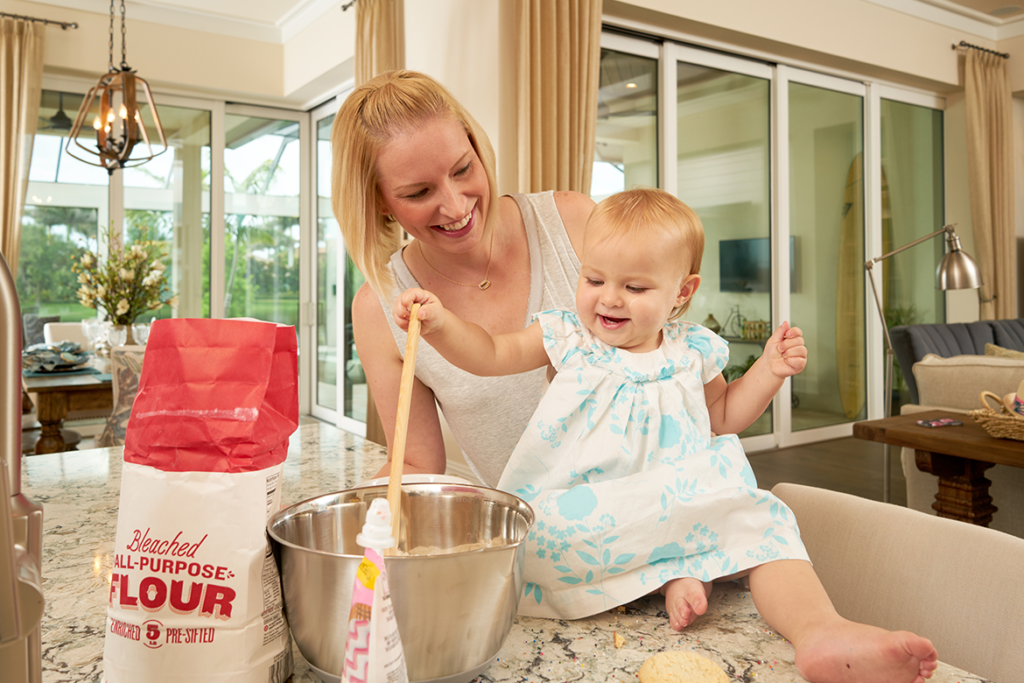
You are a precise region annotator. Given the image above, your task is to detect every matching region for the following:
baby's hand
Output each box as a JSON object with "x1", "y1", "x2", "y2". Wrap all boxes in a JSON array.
[
  {"x1": 392, "y1": 288, "x2": 445, "y2": 335},
  {"x1": 762, "y1": 321, "x2": 806, "y2": 378}
]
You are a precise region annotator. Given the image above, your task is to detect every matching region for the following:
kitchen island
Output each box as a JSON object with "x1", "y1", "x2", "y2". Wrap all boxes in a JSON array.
[{"x1": 27, "y1": 422, "x2": 980, "y2": 683}]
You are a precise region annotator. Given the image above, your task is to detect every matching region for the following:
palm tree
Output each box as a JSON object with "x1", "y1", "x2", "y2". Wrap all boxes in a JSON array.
[
  {"x1": 224, "y1": 158, "x2": 286, "y2": 313},
  {"x1": 17, "y1": 206, "x2": 98, "y2": 312}
]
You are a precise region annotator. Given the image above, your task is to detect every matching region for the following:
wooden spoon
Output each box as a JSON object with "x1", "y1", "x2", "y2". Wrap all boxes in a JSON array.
[{"x1": 386, "y1": 302, "x2": 421, "y2": 554}]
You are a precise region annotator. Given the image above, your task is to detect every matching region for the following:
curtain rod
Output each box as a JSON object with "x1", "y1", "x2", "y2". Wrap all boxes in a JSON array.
[
  {"x1": 0, "y1": 11, "x2": 78, "y2": 30},
  {"x1": 953, "y1": 40, "x2": 1009, "y2": 59}
]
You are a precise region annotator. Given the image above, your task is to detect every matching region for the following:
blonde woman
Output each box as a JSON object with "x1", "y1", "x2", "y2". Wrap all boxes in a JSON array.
[{"x1": 332, "y1": 70, "x2": 594, "y2": 485}]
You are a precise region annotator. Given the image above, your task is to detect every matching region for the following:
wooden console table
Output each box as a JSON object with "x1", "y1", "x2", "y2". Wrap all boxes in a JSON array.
[
  {"x1": 853, "y1": 410, "x2": 1024, "y2": 526},
  {"x1": 22, "y1": 372, "x2": 112, "y2": 454}
]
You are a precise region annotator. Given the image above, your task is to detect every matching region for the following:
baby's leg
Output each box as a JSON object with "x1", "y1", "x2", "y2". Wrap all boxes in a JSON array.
[
  {"x1": 659, "y1": 578, "x2": 712, "y2": 631},
  {"x1": 749, "y1": 560, "x2": 938, "y2": 683}
]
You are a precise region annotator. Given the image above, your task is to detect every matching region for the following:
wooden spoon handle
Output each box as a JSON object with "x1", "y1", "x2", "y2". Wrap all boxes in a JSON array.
[{"x1": 386, "y1": 302, "x2": 422, "y2": 553}]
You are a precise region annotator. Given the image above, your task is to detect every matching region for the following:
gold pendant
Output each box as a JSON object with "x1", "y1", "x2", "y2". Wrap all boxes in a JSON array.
[{"x1": 478, "y1": 280, "x2": 491, "y2": 291}]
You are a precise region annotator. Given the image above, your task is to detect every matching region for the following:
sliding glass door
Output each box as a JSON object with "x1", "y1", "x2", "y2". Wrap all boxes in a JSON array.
[
  {"x1": 122, "y1": 98, "x2": 212, "y2": 322},
  {"x1": 596, "y1": 32, "x2": 945, "y2": 450},
  {"x1": 593, "y1": 39, "x2": 659, "y2": 200},
  {"x1": 309, "y1": 93, "x2": 364, "y2": 433},
  {"x1": 20, "y1": 90, "x2": 108, "y2": 326},
  {"x1": 879, "y1": 95, "x2": 945, "y2": 413},
  {"x1": 787, "y1": 75, "x2": 866, "y2": 432},
  {"x1": 670, "y1": 46, "x2": 773, "y2": 439},
  {"x1": 222, "y1": 110, "x2": 302, "y2": 329}
]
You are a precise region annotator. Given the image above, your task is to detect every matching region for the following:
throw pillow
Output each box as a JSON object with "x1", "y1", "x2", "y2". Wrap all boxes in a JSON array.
[
  {"x1": 985, "y1": 343, "x2": 1024, "y2": 360},
  {"x1": 913, "y1": 353, "x2": 1024, "y2": 410}
]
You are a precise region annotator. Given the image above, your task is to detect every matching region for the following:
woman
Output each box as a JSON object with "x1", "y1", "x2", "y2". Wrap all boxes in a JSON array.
[{"x1": 331, "y1": 69, "x2": 594, "y2": 484}]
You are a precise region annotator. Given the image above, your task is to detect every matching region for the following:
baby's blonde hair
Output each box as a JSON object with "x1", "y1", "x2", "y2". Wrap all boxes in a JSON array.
[
  {"x1": 586, "y1": 187, "x2": 705, "y2": 320},
  {"x1": 330, "y1": 70, "x2": 499, "y2": 295}
]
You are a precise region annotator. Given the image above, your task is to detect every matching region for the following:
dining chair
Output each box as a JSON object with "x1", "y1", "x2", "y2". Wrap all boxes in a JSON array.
[
  {"x1": 42, "y1": 321, "x2": 90, "y2": 348},
  {"x1": 771, "y1": 482, "x2": 1024, "y2": 683},
  {"x1": 22, "y1": 313, "x2": 59, "y2": 347}
]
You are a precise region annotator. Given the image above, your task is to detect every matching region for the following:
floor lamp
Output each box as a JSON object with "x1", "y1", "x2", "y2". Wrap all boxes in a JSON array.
[{"x1": 864, "y1": 224, "x2": 982, "y2": 503}]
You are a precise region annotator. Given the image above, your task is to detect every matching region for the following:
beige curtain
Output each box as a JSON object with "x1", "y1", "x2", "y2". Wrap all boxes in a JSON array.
[
  {"x1": 355, "y1": 0, "x2": 405, "y2": 87},
  {"x1": 963, "y1": 48, "x2": 1016, "y2": 319},
  {"x1": 0, "y1": 17, "x2": 45, "y2": 275},
  {"x1": 354, "y1": 0, "x2": 405, "y2": 446},
  {"x1": 515, "y1": 0, "x2": 602, "y2": 194}
]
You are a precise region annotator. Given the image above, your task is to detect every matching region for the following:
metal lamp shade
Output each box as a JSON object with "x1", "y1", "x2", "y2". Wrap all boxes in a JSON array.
[{"x1": 936, "y1": 242, "x2": 983, "y2": 291}]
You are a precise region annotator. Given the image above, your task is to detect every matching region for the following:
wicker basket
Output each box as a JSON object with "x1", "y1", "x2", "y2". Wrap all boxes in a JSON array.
[{"x1": 969, "y1": 391, "x2": 1024, "y2": 441}]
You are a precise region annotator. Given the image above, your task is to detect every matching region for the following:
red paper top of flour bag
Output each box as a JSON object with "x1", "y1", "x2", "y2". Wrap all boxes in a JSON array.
[{"x1": 123, "y1": 318, "x2": 299, "y2": 473}]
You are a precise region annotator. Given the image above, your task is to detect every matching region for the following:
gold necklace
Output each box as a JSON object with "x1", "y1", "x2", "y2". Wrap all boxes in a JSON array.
[{"x1": 417, "y1": 229, "x2": 496, "y2": 290}]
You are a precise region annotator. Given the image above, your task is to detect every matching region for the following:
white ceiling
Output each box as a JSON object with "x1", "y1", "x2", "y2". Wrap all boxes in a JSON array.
[{"x1": 24, "y1": 0, "x2": 1024, "y2": 43}]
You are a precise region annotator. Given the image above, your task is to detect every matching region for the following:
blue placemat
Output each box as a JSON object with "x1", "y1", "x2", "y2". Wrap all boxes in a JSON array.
[
  {"x1": 23, "y1": 366, "x2": 103, "y2": 378},
  {"x1": 95, "y1": 373, "x2": 112, "y2": 382}
]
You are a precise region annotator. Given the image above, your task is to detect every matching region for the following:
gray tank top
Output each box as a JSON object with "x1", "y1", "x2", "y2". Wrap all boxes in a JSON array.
[{"x1": 380, "y1": 192, "x2": 580, "y2": 486}]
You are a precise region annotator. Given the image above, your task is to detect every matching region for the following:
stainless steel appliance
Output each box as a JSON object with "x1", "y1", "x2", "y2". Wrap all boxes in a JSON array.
[{"x1": 0, "y1": 251, "x2": 45, "y2": 682}]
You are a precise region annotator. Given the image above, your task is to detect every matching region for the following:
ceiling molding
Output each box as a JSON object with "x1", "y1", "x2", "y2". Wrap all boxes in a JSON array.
[
  {"x1": 864, "y1": 0, "x2": 997, "y2": 39},
  {"x1": 915, "y1": 0, "x2": 1007, "y2": 25},
  {"x1": 280, "y1": 0, "x2": 341, "y2": 43},
  {"x1": 25, "y1": 0, "x2": 341, "y2": 44},
  {"x1": 996, "y1": 15, "x2": 1024, "y2": 38}
]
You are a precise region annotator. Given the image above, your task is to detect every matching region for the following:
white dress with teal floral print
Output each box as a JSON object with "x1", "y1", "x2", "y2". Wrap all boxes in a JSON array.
[{"x1": 497, "y1": 310, "x2": 809, "y2": 621}]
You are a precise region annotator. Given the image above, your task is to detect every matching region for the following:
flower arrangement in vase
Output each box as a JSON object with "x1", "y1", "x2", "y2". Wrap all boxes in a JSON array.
[{"x1": 72, "y1": 223, "x2": 178, "y2": 345}]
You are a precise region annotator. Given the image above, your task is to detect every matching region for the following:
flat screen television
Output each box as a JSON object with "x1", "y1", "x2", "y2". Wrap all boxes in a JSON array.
[{"x1": 719, "y1": 237, "x2": 797, "y2": 293}]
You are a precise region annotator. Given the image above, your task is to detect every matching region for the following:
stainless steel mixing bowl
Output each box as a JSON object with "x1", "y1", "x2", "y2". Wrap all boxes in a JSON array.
[{"x1": 268, "y1": 483, "x2": 534, "y2": 683}]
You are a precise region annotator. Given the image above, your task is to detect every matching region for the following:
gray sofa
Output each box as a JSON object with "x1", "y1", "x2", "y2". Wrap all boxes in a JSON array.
[
  {"x1": 889, "y1": 318, "x2": 1024, "y2": 538},
  {"x1": 890, "y1": 318, "x2": 1024, "y2": 404}
]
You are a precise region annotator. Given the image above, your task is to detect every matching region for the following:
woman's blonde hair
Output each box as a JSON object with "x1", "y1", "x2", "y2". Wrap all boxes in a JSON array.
[
  {"x1": 586, "y1": 187, "x2": 705, "y2": 320},
  {"x1": 330, "y1": 70, "x2": 499, "y2": 295}
]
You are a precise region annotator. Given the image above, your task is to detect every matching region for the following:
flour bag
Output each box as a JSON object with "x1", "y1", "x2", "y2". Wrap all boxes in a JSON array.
[{"x1": 103, "y1": 318, "x2": 299, "y2": 683}]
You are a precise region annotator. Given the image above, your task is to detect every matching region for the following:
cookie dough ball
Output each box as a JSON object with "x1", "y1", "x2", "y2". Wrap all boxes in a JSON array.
[{"x1": 638, "y1": 651, "x2": 729, "y2": 683}]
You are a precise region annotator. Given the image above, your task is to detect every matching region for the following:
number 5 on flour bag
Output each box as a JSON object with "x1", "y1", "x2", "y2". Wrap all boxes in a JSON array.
[{"x1": 103, "y1": 318, "x2": 299, "y2": 683}]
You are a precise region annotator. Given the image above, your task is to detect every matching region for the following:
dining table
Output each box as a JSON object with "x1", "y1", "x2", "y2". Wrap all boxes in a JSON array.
[
  {"x1": 26, "y1": 421, "x2": 983, "y2": 682},
  {"x1": 22, "y1": 368, "x2": 112, "y2": 454}
]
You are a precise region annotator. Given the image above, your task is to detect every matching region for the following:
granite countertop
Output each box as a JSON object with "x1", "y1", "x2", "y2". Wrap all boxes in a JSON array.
[{"x1": 25, "y1": 422, "x2": 980, "y2": 683}]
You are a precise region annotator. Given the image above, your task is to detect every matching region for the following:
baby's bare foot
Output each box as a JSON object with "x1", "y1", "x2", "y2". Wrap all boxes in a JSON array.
[
  {"x1": 795, "y1": 619, "x2": 938, "y2": 683},
  {"x1": 660, "y1": 578, "x2": 712, "y2": 631}
]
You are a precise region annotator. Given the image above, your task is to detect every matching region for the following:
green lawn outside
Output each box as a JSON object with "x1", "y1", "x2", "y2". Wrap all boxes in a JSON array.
[
  {"x1": 26, "y1": 298, "x2": 299, "y2": 326},
  {"x1": 24, "y1": 303, "x2": 92, "y2": 323},
  {"x1": 232, "y1": 297, "x2": 300, "y2": 328}
]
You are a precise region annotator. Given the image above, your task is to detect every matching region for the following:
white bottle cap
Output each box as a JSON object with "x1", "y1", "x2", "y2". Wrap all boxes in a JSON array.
[{"x1": 356, "y1": 498, "x2": 397, "y2": 550}]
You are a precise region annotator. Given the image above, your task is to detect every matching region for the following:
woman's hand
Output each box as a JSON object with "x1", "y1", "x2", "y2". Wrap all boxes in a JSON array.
[
  {"x1": 761, "y1": 321, "x2": 807, "y2": 378},
  {"x1": 393, "y1": 287, "x2": 447, "y2": 335}
]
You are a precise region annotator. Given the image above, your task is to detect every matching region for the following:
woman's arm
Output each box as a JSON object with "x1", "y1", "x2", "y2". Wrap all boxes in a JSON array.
[
  {"x1": 394, "y1": 288, "x2": 549, "y2": 377},
  {"x1": 705, "y1": 322, "x2": 807, "y2": 435},
  {"x1": 353, "y1": 283, "x2": 448, "y2": 478}
]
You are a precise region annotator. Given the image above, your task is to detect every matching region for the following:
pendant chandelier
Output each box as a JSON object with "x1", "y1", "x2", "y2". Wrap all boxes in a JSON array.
[{"x1": 66, "y1": 0, "x2": 167, "y2": 174}]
